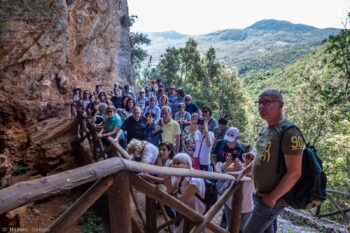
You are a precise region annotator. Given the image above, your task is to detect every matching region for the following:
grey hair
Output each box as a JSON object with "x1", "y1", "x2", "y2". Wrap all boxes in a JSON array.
[
  {"x1": 132, "y1": 106, "x2": 142, "y2": 112},
  {"x1": 191, "y1": 112, "x2": 199, "y2": 120},
  {"x1": 173, "y1": 153, "x2": 192, "y2": 169},
  {"x1": 161, "y1": 105, "x2": 172, "y2": 114},
  {"x1": 98, "y1": 103, "x2": 108, "y2": 112},
  {"x1": 259, "y1": 89, "x2": 284, "y2": 103},
  {"x1": 185, "y1": 94, "x2": 192, "y2": 100},
  {"x1": 127, "y1": 139, "x2": 144, "y2": 157}
]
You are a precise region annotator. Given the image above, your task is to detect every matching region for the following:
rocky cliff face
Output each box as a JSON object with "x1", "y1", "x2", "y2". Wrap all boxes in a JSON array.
[{"x1": 0, "y1": 0, "x2": 132, "y2": 175}]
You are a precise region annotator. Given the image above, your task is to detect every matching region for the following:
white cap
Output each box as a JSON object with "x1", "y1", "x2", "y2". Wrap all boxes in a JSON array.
[{"x1": 224, "y1": 127, "x2": 240, "y2": 142}]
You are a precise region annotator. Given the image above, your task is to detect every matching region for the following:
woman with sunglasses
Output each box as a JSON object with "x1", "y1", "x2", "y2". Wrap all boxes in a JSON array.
[{"x1": 98, "y1": 106, "x2": 126, "y2": 149}]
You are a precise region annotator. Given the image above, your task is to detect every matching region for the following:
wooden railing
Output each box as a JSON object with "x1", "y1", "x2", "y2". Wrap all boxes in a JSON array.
[{"x1": 0, "y1": 108, "x2": 253, "y2": 233}]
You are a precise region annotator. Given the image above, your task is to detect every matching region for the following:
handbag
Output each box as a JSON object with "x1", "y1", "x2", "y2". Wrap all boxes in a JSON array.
[{"x1": 192, "y1": 135, "x2": 205, "y2": 170}]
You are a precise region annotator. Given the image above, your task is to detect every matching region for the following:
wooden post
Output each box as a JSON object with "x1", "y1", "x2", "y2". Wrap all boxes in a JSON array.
[
  {"x1": 145, "y1": 196, "x2": 157, "y2": 233},
  {"x1": 183, "y1": 217, "x2": 192, "y2": 233},
  {"x1": 231, "y1": 181, "x2": 243, "y2": 233},
  {"x1": 108, "y1": 171, "x2": 132, "y2": 233},
  {"x1": 191, "y1": 181, "x2": 240, "y2": 233}
]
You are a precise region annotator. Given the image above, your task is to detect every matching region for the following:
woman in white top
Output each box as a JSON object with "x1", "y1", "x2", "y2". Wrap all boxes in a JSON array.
[
  {"x1": 170, "y1": 153, "x2": 206, "y2": 233},
  {"x1": 141, "y1": 141, "x2": 174, "y2": 183}
]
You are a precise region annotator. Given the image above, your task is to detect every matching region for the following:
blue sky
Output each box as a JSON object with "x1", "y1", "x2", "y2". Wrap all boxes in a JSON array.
[{"x1": 129, "y1": 0, "x2": 350, "y2": 35}]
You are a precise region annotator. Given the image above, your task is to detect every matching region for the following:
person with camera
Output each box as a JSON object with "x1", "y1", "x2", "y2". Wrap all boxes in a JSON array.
[{"x1": 192, "y1": 117, "x2": 214, "y2": 171}]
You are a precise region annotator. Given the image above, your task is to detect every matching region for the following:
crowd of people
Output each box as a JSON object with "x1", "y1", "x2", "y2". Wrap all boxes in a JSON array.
[{"x1": 73, "y1": 82, "x2": 303, "y2": 233}]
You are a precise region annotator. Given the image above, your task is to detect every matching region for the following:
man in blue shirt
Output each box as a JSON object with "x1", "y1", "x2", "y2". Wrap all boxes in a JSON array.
[{"x1": 143, "y1": 96, "x2": 161, "y2": 123}]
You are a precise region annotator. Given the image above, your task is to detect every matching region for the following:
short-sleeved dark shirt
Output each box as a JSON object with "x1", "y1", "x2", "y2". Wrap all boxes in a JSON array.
[
  {"x1": 253, "y1": 119, "x2": 304, "y2": 193},
  {"x1": 121, "y1": 116, "x2": 147, "y2": 143},
  {"x1": 111, "y1": 96, "x2": 122, "y2": 109},
  {"x1": 185, "y1": 103, "x2": 200, "y2": 114},
  {"x1": 212, "y1": 139, "x2": 245, "y2": 163}
]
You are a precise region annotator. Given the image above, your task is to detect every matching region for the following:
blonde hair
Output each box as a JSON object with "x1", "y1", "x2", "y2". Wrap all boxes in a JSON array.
[
  {"x1": 160, "y1": 95, "x2": 169, "y2": 105},
  {"x1": 127, "y1": 139, "x2": 145, "y2": 157}
]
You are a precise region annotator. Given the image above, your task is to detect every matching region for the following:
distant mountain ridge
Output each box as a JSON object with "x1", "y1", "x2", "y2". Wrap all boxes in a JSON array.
[
  {"x1": 247, "y1": 19, "x2": 318, "y2": 31},
  {"x1": 142, "y1": 19, "x2": 340, "y2": 73}
]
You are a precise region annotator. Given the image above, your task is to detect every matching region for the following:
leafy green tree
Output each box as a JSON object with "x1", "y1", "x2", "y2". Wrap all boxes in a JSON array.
[
  {"x1": 156, "y1": 47, "x2": 182, "y2": 88},
  {"x1": 128, "y1": 15, "x2": 151, "y2": 74},
  {"x1": 179, "y1": 38, "x2": 204, "y2": 91}
]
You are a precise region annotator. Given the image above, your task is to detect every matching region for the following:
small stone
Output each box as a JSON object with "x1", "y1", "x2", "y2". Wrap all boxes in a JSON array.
[{"x1": 32, "y1": 208, "x2": 40, "y2": 215}]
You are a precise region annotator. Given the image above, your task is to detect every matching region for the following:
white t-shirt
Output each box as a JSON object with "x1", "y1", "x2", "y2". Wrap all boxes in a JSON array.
[
  {"x1": 193, "y1": 131, "x2": 214, "y2": 165},
  {"x1": 225, "y1": 180, "x2": 254, "y2": 213},
  {"x1": 142, "y1": 141, "x2": 159, "y2": 165},
  {"x1": 172, "y1": 176, "x2": 206, "y2": 214}
]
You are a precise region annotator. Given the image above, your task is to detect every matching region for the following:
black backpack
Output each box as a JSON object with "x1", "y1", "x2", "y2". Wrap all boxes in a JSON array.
[
  {"x1": 277, "y1": 124, "x2": 327, "y2": 209},
  {"x1": 189, "y1": 178, "x2": 217, "y2": 212}
]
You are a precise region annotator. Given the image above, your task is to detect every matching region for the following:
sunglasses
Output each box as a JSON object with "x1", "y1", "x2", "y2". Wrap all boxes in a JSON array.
[{"x1": 255, "y1": 100, "x2": 281, "y2": 106}]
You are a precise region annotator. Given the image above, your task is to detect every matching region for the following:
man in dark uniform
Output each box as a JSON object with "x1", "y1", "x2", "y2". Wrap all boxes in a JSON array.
[{"x1": 243, "y1": 89, "x2": 304, "y2": 233}]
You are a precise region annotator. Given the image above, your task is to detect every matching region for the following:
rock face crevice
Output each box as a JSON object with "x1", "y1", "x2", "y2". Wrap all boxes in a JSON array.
[{"x1": 0, "y1": 0, "x2": 132, "y2": 174}]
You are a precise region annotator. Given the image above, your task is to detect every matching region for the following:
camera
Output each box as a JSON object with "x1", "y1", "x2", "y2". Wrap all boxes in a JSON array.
[{"x1": 197, "y1": 117, "x2": 205, "y2": 124}]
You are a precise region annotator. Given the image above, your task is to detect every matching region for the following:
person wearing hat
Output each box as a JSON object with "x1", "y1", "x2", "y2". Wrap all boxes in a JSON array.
[
  {"x1": 211, "y1": 127, "x2": 246, "y2": 228},
  {"x1": 98, "y1": 106, "x2": 126, "y2": 150},
  {"x1": 93, "y1": 84, "x2": 102, "y2": 98},
  {"x1": 211, "y1": 127, "x2": 245, "y2": 171},
  {"x1": 201, "y1": 105, "x2": 218, "y2": 132},
  {"x1": 168, "y1": 85, "x2": 177, "y2": 105},
  {"x1": 72, "y1": 85, "x2": 81, "y2": 103}
]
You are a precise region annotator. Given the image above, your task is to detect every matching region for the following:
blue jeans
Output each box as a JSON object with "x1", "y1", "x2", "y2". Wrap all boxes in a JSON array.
[
  {"x1": 242, "y1": 194, "x2": 286, "y2": 233},
  {"x1": 224, "y1": 204, "x2": 251, "y2": 232}
]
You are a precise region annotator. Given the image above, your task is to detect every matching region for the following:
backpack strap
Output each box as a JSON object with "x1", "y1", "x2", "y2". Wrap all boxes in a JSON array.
[
  {"x1": 276, "y1": 124, "x2": 307, "y2": 174},
  {"x1": 216, "y1": 140, "x2": 227, "y2": 161}
]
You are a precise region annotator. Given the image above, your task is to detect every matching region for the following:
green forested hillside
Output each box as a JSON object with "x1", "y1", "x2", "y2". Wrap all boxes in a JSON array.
[{"x1": 143, "y1": 19, "x2": 339, "y2": 71}]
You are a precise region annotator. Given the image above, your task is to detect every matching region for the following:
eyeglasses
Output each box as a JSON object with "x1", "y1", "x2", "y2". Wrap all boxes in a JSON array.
[
  {"x1": 185, "y1": 99, "x2": 191, "y2": 101},
  {"x1": 226, "y1": 133, "x2": 236, "y2": 137},
  {"x1": 256, "y1": 100, "x2": 281, "y2": 106}
]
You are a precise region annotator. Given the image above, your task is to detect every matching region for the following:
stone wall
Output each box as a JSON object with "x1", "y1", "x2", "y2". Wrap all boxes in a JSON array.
[{"x1": 0, "y1": 0, "x2": 132, "y2": 174}]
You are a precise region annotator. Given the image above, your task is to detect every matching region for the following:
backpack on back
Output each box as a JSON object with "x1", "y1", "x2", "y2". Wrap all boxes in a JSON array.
[
  {"x1": 278, "y1": 124, "x2": 327, "y2": 209},
  {"x1": 195, "y1": 179, "x2": 218, "y2": 212}
]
